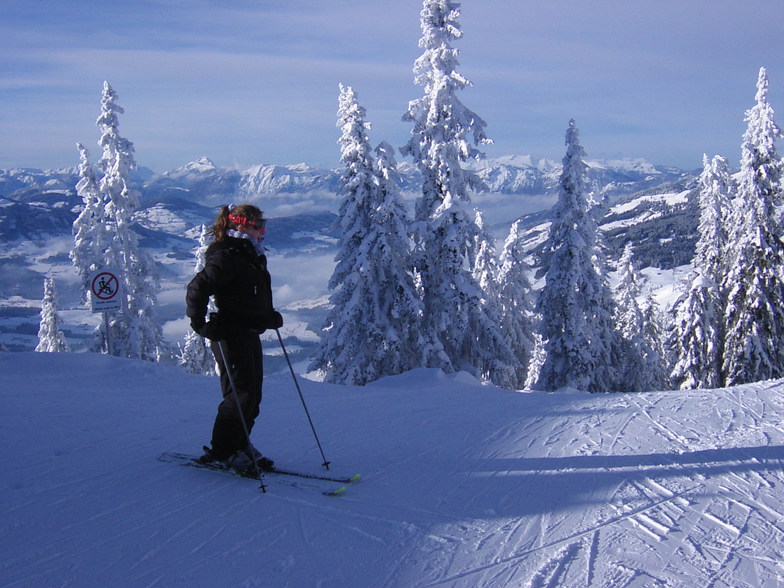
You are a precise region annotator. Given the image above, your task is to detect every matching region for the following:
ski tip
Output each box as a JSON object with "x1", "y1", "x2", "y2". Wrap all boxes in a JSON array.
[
  {"x1": 348, "y1": 474, "x2": 361, "y2": 483},
  {"x1": 323, "y1": 486, "x2": 347, "y2": 497}
]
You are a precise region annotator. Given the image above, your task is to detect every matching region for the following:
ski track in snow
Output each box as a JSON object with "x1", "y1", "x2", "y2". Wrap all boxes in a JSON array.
[
  {"x1": 393, "y1": 384, "x2": 784, "y2": 587},
  {"x1": 1, "y1": 354, "x2": 784, "y2": 587}
]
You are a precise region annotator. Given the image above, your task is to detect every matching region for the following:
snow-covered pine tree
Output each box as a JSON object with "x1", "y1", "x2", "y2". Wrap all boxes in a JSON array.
[
  {"x1": 669, "y1": 273, "x2": 722, "y2": 389},
  {"x1": 534, "y1": 120, "x2": 620, "y2": 393},
  {"x1": 497, "y1": 219, "x2": 534, "y2": 388},
  {"x1": 469, "y1": 211, "x2": 519, "y2": 388},
  {"x1": 721, "y1": 67, "x2": 784, "y2": 385},
  {"x1": 98, "y1": 82, "x2": 161, "y2": 361},
  {"x1": 71, "y1": 82, "x2": 162, "y2": 361},
  {"x1": 669, "y1": 154, "x2": 733, "y2": 389},
  {"x1": 35, "y1": 278, "x2": 70, "y2": 353},
  {"x1": 614, "y1": 243, "x2": 645, "y2": 390},
  {"x1": 310, "y1": 85, "x2": 423, "y2": 385},
  {"x1": 614, "y1": 244, "x2": 665, "y2": 391},
  {"x1": 697, "y1": 155, "x2": 734, "y2": 282},
  {"x1": 371, "y1": 140, "x2": 427, "y2": 373},
  {"x1": 472, "y1": 211, "x2": 498, "y2": 299},
  {"x1": 71, "y1": 143, "x2": 111, "y2": 295},
  {"x1": 641, "y1": 293, "x2": 668, "y2": 389},
  {"x1": 178, "y1": 224, "x2": 216, "y2": 376},
  {"x1": 401, "y1": 0, "x2": 515, "y2": 386}
]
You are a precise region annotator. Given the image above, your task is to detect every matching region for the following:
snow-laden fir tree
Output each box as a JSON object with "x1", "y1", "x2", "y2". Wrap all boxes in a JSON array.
[
  {"x1": 697, "y1": 155, "x2": 734, "y2": 282},
  {"x1": 614, "y1": 244, "x2": 666, "y2": 391},
  {"x1": 669, "y1": 154, "x2": 733, "y2": 389},
  {"x1": 496, "y1": 219, "x2": 534, "y2": 388},
  {"x1": 641, "y1": 293, "x2": 668, "y2": 389},
  {"x1": 71, "y1": 82, "x2": 162, "y2": 361},
  {"x1": 71, "y1": 143, "x2": 112, "y2": 295},
  {"x1": 310, "y1": 85, "x2": 424, "y2": 385},
  {"x1": 98, "y1": 82, "x2": 162, "y2": 361},
  {"x1": 721, "y1": 67, "x2": 784, "y2": 385},
  {"x1": 614, "y1": 243, "x2": 645, "y2": 389},
  {"x1": 472, "y1": 211, "x2": 499, "y2": 299},
  {"x1": 401, "y1": 0, "x2": 515, "y2": 386},
  {"x1": 368, "y1": 140, "x2": 427, "y2": 376},
  {"x1": 35, "y1": 278, "x2": 70, "y2": 353},
  {"x1": 469, "y1": 211, "x2": 519, "y2": 388},
  {"x1": 534, "y1": 120, "x2": 620, "y2": 392},
  {"x1": 178, "y1": 224, "x2": 216, "y2": 375},
  {"x1": 669, "y1": 273, "x2": 721, "y2": 389}
]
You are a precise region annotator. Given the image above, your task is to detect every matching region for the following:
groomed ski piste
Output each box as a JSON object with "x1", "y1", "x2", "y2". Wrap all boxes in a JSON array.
[{"x1": 2, "y1": 351, "x2": 783, "y2": 587}]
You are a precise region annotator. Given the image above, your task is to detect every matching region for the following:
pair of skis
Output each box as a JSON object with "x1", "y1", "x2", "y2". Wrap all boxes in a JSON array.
[{"x1": 159, "y1": 452, "x2": 360, "y2": 496}]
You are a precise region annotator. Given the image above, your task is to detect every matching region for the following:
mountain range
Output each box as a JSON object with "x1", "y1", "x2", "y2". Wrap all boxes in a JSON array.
[
  {"x1": 1, "y1": 154, "x2": 691, "y2": 207},
  {"x1": 0, "y1": 155, "x2": 699, "y2": 356}
]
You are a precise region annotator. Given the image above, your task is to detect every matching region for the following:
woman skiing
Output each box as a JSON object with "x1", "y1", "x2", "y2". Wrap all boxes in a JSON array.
[{"x1": 186, "y1": 204, "x2": 283, "y2": 471}]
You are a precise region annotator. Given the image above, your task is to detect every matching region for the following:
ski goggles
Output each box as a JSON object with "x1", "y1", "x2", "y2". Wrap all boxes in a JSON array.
[{"x1": 229, "y1": 214, "x2": 267, "y2": 232}]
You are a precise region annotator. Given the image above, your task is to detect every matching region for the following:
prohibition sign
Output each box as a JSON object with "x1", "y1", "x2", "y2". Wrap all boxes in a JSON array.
[{"x1": 92, "y1": 272, "x2": 119, "y2": 300}]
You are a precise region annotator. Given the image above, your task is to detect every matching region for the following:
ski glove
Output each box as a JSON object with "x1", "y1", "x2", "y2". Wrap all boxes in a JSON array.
[
  {"x1": 191, "y1": 316, "x2": 224, "y2": 341},
  {"x1": 268, "y1": 311, "x2": 284, "y2": 330},
  {"x1": 190, "y1": 316, "x2": 205, "y2": 333}
]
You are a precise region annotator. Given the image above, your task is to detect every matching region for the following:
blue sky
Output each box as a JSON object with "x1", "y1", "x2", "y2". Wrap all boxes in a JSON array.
[{"x1": 2, "y1": 0, "x2": 783, "y2": 172}]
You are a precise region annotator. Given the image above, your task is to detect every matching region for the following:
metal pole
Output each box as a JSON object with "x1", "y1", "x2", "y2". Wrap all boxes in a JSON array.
[
  {"x1": 103, "y1": 311, "x2": 112, "y2": 356},
  {"x1": 275, "y1": 329, "x2": 331, "y2": 470},
  {"x1": 216, "y1": 339, "x2": 267, "y2": 492}
]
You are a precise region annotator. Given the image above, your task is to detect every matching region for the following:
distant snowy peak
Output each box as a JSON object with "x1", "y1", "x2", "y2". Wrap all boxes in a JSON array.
[
  {"x1": 240, "y1": 163, "x2": 339, "y2": 195},
  {"x1": 587, "y1": 157, "x2": 661, "y2": 175},
  {"x1": 148, "y1": 158, "x2": 341, "y2": 199},
  {"x1": 0, "y1": 167, "x2": 79, "y2": 197},
  {"x1": 470, "y1": 155, "x2": 663, "y2": 175},
  {"x1": 467, "y1": 156, "x2": 557, "y2": 193},
  {"x1": 471, "y1": 154, "x2": 559, "y2": 172},
  {"x1": 164, "y1": 157, "x2": 220, "y2": 179},
  {"x1": 466, "y1": 155, "x2": 687, "y2": 196}
]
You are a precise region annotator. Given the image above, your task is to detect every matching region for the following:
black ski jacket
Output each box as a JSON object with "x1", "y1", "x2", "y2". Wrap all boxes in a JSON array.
[{"x1": 186, "y1": 237, "x2": 275, "y2": 334}]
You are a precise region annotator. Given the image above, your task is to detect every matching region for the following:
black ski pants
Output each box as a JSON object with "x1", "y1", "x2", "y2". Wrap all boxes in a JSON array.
[{"x1": 210, "y1": 333, "x2": 263, "y2": 458}]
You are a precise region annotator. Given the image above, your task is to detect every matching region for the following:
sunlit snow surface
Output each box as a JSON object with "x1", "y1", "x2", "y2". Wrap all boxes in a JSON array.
[{"x1": 2, "y1": 352, "x2": 783, "y2": 586}]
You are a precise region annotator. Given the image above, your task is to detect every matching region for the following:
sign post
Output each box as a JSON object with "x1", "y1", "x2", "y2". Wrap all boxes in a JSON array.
[{"x1": 89, "y1": 269, "x2": 122, "y2": 355}]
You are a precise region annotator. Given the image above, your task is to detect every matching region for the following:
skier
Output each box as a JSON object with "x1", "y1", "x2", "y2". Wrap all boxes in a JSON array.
[{"x1": 186, "y1": 204, "x2": 283, "y2": 471}]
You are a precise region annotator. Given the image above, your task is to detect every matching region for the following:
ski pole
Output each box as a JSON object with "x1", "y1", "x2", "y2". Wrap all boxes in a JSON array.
[
  {"x1": 275, "y1": 329, "x2": 331, "y2": 470},
  {"x1": 216, "y1": 339, "x2": 267, "y2": 493}
]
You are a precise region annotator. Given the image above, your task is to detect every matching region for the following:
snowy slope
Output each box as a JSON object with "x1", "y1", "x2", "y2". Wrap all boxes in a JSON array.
[{"x1": 2, "y1": 352, "x2": 783, "y2": 587}]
